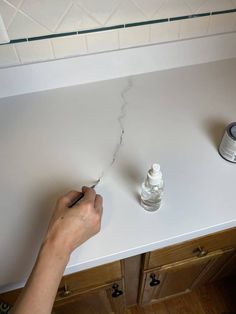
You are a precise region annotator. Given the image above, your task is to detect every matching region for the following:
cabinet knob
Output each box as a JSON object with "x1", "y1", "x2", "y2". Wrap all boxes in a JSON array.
[
  {"x1": 149, "y1": 273, "x2": 160, "y2": 287},
  {"x1": 60, "y1": 283, "x2": 71, "y2": 297},
  {"x1": 112, "y1": 283, "x2": 123, "y2": 298},
  {"x1": 194, "y1": 246, "x2": 208, "y2": 258}
]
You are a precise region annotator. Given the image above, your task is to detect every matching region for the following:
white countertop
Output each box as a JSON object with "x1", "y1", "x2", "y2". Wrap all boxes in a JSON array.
[{"x1": 1, "y1": 57, "x2": 236, "y2": 293}]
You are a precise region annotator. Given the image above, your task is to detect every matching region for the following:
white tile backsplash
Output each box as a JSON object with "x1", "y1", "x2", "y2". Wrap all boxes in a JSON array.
[
  {"x1": 105, "y1": 0, "x2": 145, "y2": 26},
  {"x1": 150, "y1": 20, "x2": 180, "y2": 44},
  {"x1": 52, "y1": 34, "x2": 87, "y2": 58},
  {"x1": 180, "y1": 16, "x2": 210, "y2": 39},
  {"x1": 184, "y1": 0, "x2": 208, "y2": 14},
  {"x1": 20, "y1": 0, "x2": 71, "y2": 31},
  {"x1": 0, "y1": 44, "x2": 19, "y2": 67},
  {"x1": 86, "y1": 30, "x2": 119, "y2": 53},
  {"x1": 232, "y1": 0, "x2": 236, "y2": 8},
  {"x1": 208, "y1": 13, "x2": 236, "y2": 34},
  {"x1": 55, "y1": 4, "x2": 99, "y2": 33},
  {"x1": 15, "y1": 40, "x2": 53, "y2": 63},
  {"x1": 7, "y1": 11, "x2": 50, "y2": 39},
  {"x1": 75, "y1": 0, "x2": 120, "y2": 25},
  {"x1": 156, "y1": 0, "x2": 191, "y2": 19},
  {"x1": 0, "y1": 0, "x2": 236, "y2": 68},
  {"x1": 119, "y1": 25, "x2": 149, "y2": 48},
  {"x1": 196, "y1": 0, "x2": 234, "y2": 14},
  {"x1": 6, "y1": 0, "x2": 22, "y2": 8},
  {"x1": 132, "y1": 0, "x2": 165, "y2": 18},
  {"x1": 0, "y1": 1, "x2": 16, "y2": 28}
]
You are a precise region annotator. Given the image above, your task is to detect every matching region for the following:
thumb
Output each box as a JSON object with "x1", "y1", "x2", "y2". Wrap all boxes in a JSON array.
[{"x1": 59, "y1": 191, "x2": 83, "y2": 208}]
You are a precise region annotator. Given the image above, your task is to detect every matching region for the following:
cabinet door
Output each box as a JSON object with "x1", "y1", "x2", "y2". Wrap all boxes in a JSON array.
[
  {"x1": 193, "y1": 248, "x2": 235, "y2": 286},
  {"x1": 211, "y1": 251, "x2": 236, "y2": 281},
  {"x1": 53, "y1": 279, "x2": 125, "y2": 314},
  {"x1": 139, "y1": 249, "x2": 234, "y2": 305}
]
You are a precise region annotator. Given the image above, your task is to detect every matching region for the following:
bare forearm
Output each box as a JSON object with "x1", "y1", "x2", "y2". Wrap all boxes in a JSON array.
[
  {"x1": 11, "y1": 187, "x2": 102, "y2": 314},
  {"x1": 11, "y1": 239, "x2": 69, "y2": 314}
]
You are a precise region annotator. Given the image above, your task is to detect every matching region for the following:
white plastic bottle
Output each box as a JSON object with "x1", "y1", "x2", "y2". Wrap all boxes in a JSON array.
[{"x1": 140, "y1": 163, "x2": 164, "y2": 211}]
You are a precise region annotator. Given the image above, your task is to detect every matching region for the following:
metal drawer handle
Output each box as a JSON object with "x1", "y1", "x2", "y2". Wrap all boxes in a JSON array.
[
  {"x1": 60, "y1": 283, "x2": 71, "y2": 297},
  {"x1": 194, "y1": 246, "x2": 208, "y2": 258},
  {"x1": 150, "y1": 273, "x2": 160, "y2": 287},
  {"x1": 112, "y1": 283, "x2": 123, "y2": 298}
]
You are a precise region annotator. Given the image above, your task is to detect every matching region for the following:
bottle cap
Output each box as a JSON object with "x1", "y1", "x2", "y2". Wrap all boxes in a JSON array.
[{"x1": 147, "y1": 163, "x2": 162, "y2": 186}]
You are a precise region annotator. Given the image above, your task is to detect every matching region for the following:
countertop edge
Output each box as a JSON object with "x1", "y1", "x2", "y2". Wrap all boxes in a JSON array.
[{"x1": 1, "y1": 220, "x2": 235, "y2": 294}]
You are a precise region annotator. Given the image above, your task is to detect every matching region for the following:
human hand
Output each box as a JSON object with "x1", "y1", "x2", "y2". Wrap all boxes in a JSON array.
[
  {"x1": 43, "y1": 187, "x2": 103, "y2": 258},
  {"x1": 11, "y1": 187, "x2": 102, "y2": 314}
]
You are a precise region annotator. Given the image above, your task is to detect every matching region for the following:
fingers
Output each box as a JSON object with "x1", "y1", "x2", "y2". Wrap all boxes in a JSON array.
[
  {"x1": 95, "y1": 194, "x2": 103, "y2": 215},
  {"x1": 58, "y1": 188, "x2": 103, "y2": 213},
  {"x1": 58, "y1": 191, "x2": 82, "y2": 207},
  {"x1": 82, "y1": 186, "x2": 96, "y2": 204}
]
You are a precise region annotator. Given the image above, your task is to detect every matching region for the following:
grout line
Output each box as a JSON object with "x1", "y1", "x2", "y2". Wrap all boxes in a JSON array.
[
  {"x1": 53, "y1": 1, "x2": 74, "y2": 33},
  {"x1": 17, "y1": 8, "x2": 52, "y2": 34},
  {"x1": 12, "y1": 44, "x2": 22, "y2": 64},
  {"x1": 177, "y1": 20, "x2": 181, "y2": 40},
  {"x1": 129, "y1": 0, "x2": 148, "y2": 20},
  {"x1": 116, "y1": 29, "x2": 119, "y2": 50},
  {"x1": 49, "y1": 40, "x2": 56, "y2": 59},
  {"x1": 179, "y1": 19, "x2": 183, "y2": 40},
  {"x1": 5, "y1": 0, "x2": 24, "y2": 29},
  {"x1": 1, "y1": 8, "x2": 236, "y2": 46},
  {"x1": 75, "y1": 3, "x2": 103, "y2": 27},
  {"x1": 103, "y1": 1, "x2": 121, "y2": 27},
  {"x1": 206, "y1": 13, "x2": 212, "y2": 35},
  {"x1": 84, "y1": 34, "x2": 89, "y2": 53},
  {"x1": 117, "y1": 27, "x2": 121, "y2": 49},
  {"x1": 3, "y1": 0, "x2": 18, "y2": 10},
  {"x1": 148, "y1": 24, "x2": 151, "y2": 43}
]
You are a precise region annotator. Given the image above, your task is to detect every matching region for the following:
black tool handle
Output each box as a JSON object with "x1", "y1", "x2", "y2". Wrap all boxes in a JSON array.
[
  {"x1": 68, "y1": 193, "x2": 84, "y2": 208},
  {"x1": 68, "y1": 184, "x2": 96, "y2": 208}
]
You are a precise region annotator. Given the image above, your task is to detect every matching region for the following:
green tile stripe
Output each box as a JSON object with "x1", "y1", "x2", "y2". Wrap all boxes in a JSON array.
[
  {"x1": 125, "y1": 18, "x2": 168, "y2": 27},
  {"x1": 1, "y1": 8, "x2": 236, "y2": 46}
]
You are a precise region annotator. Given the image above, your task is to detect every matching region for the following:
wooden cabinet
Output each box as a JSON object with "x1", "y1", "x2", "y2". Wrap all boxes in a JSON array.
[
  {"x1": 143, "y1": 227, "x2": 236, "y2": 270},
  {"x1": 56, "y1": 261, "x2": 122, "y2": 298},
  {"x1": 139, "y1": 248, "x2": 235, "y2": 305},
  {"x1": 1, "y1": 227, "x2": 236, "y2": 312},
  {"x1": 53, "y1": 279, "x2": 125, "y2": 314},
  {"x1": 54, "y1": 261, "x2": 125, "y2": 313},
  {"x1": 139, "y1": 227, "x2": 236, "y2": 306},
  {"x1": 0, "y1": 261, "x2": 126, "y2": 314}
]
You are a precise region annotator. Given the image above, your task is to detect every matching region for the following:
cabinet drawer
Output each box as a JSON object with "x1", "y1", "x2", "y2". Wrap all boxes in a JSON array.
[
  {"x1": 55, "y1": 279, "x2": 125, "y2": 313},
  {"x1": 0, "y1": 288, "x2": 21, "y2": 307},
  {"x1": 144, "y1": 227, "x2": 236, "y2": 270},
  {"x1": 57, "y1": 261, "x2": 123, "y2": 298}
]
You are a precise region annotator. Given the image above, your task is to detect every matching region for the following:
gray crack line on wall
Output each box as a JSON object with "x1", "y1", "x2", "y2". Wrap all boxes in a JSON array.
[{"x1": 95, "y1": 77, "x2": 133, "y2": 186}]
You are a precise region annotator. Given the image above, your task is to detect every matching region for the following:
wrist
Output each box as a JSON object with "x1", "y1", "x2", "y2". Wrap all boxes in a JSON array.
[{"x1": 40, "y1": 236, "x2": 71, "y2": 267}]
